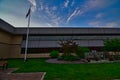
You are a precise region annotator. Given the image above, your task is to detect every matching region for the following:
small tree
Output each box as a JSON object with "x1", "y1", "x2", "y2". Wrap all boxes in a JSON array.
[
  {"x1": 104, "y1": 38, "x2": 120, "y2": 52},
  {"x1": 58, "y1": 40, "x2": 79, "y2": 61},
  {"x1": 58, "y1": 40, "x2": 78, "y2": 56},
  {"x1": 104, "y1": 38, "x2": 120, "y2": 60}
]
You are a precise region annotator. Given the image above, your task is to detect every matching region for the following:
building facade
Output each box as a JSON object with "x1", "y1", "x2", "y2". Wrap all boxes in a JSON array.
[{"x1": 0, "y1": 19, "x2": 120, "y2": 58}]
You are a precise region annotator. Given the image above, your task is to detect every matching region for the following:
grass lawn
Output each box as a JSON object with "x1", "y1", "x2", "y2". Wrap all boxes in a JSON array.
[{"x1": 8, "y1": 58, "x2": 120, "y2": 80}]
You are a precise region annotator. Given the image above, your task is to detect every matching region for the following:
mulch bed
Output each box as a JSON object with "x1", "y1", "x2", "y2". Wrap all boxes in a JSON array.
[
  {"x1": 46, "y1": 58, "x2": 120, "y2": 64},
  {"x1": 46, "y1": 59, "x2": 87, "y2": 64}
]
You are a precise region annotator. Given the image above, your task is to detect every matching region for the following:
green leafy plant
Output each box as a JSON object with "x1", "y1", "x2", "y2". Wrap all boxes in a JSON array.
[
  {"x1": 58, "y1": 40, "x2": 78, "y2": 56},
  {"x1": 104, "y1": 38, "x2": 120, "y2": 52},
  {"x1": 104, "y1": 38, "x2": 120, "y2": 60},
  {"x1": 49, "y1": 50, "x2": 59, "y2": 58},
  {"x1": 58, "y1": 40, "x2": 80, "y2": 61},
  {"x1": 58, "y1": 40, "x2": 91, "y2": 61},
  {"x1": 76, "y1": 47, "x2": 90, "y2": 58},
  {"x1": 58, "y1": 55, "x2": 79, "y2": 61}
]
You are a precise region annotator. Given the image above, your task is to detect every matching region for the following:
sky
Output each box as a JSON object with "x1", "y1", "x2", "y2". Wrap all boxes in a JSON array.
[{"x1": 0, "y1": 0, "x2": 120, "y2": 27}]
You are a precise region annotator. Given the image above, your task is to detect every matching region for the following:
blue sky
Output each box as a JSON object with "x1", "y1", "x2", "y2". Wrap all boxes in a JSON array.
[{"x1": 0, "y1": 0, "x2": 120, "y2": 27}]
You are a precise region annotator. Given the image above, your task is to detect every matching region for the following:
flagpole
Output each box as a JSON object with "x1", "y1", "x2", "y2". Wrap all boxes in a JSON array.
[{"x1": 24, "y1": 7, "x2": 31, "y2": 62}]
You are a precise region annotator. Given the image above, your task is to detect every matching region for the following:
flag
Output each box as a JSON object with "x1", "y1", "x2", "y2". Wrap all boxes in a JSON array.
[
  {"x1": 28, "y1": 0, "x2": 36, "y2": 12},
  {"x1": 26, "y1": 8, "x2": 31, "y2": 18},
  {"x1": 28, "y1": 0, "x2": 36, "y2": 6}
]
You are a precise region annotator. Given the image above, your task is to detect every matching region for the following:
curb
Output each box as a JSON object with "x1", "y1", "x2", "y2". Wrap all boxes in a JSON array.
[{"x1": 41, "y1": 72, "x2": 46, "y2": 80}]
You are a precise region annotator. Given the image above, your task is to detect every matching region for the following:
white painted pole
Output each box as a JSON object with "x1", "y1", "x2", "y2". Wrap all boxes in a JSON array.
[{"x1": 24, "y1": 8, "x2": 31, "y2": 62}]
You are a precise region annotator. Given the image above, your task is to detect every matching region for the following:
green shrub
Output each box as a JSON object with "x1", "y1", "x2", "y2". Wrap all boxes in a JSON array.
[
  {"x1": 76, "y1": 47, "x2": 90, "y2": 58},
  {"x1": 104, "y1": 38, "x2": 120, "y2": 52},
  {"x1": 58, "y1": 55, "x2": 79, "y2": 61},
  {"x1": 58, "y1": 40, "x2": 78, "y2": 57},
  {"x1": 50, "y1": 50, "x2": 59, "y2": 58}
]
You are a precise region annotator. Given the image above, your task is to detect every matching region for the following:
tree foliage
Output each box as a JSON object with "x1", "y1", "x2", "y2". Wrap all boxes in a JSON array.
[
  {"x1": 58, "y1": 40, "x2": 78, "y2": 56},
  {"x1": 104, "y1": 38, "x2": 120, "y2": 52},
  {"x1": 58, "y1": 40, "x2": 90, "y2": 60}
]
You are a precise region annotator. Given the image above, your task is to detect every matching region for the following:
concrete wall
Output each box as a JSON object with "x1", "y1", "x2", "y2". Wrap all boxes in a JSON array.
[
  {"x1": 0, "y1": 30, "x2": 23, "y2": 58},
  {"x1": 0, "y1": 30, "x2": 12, "y2": 58},
  {"x1": 9, "y1": 35, "x2": 23, "y2": 58}
]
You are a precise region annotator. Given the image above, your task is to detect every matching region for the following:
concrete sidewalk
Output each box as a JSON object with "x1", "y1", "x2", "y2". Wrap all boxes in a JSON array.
[{"x1": 0, "y1": 68, "x2": 46, "y2": 80}]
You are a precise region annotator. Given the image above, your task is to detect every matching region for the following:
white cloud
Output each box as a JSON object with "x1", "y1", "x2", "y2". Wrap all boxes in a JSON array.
[
  {"x1": 88, "y1": 21, "x2": 101, "y2": 27},
  {"x1": 66, "y1": 8, "x2": 84, "y2": 23},
  {"x1": 39, "y1": 2, "x2": 43, "y2": 10},
  {"x1": 88, "y1": 21, "x2": 119, "y2": 28},
  {"x1": 95, "y1": 13, "x2": 104, "y2": 18},
  {"x1": 105, "y1": 22, "x2": 118, "y2": 27},
  {"x1": 30, "y1": 21, "x2": 54, "y2": 27},
  {"x1": 65, "y1": 0, "x2": 116, "y2": 23},
  {"x1": 64, "y1": 0, "x2": 69, "y2": 8},
  {"x1": 0, "y1": 11, "x2": 53, "y2": 27},
  {"x1": 46, "y1": 23, "x2": 53, "y2": 27},
  {"x1": 0, "y1": 12, "x2": 27, "y2": 27},
  {"x1": 78, "y1": 0, "x2": 119, "y2": 17},
  {"x1": 52, "y1": 6, "x2": 57, "y2": 11},
  {"x1": 44, "y1": 6, "x2": 62, "y2": 26},
  {"x1": 71, "y1": 0, "x2": 75, "y2": 6},
  {"x1": 84, "y1": 0, "x2": 103, "y2": 9},
  {"x1": 76, "y1": 10, "x2": 84, "y2": 16},
  {"x1": 45, "y1": 6, "x2": 51, "y2": 15},
  {"x1": 50, "y1": 16, "x2": 62, "y2": 26},
  {"x1": 84, "y1": 0, "x2": 118, "y2": 10},
  {"x1": 67, "y1": 9, "x2": 78, "y2": 23}
]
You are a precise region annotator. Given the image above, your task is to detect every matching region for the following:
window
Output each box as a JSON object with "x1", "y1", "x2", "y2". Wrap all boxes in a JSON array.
[{"x1": 21, "y1": 48, "x2": 62, "y2": 54}]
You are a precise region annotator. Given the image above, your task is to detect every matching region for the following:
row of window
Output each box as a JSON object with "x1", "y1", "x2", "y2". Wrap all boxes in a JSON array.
[
  {"x1": 21, "y1": 47, "x2": 103, "y2": 54},
  {"x1": 21, "y1": 48, "x2": 62, "y2": 53},
  {"x1": 23, "y1": 35, "x2": 120, "y2": 41}
]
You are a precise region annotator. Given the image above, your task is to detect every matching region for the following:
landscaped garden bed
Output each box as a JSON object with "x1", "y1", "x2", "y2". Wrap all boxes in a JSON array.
[{"x1": 46, "y1": 58, "x2": 120, "y2": 64}]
